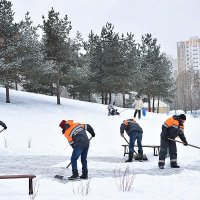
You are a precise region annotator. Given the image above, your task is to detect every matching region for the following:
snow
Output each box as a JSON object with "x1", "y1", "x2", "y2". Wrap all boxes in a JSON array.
[{"x1": 0, "y1": 87, "x2": 200, "y2": 200}]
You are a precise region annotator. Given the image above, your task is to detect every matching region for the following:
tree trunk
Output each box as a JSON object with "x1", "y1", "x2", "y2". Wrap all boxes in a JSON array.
[
  {"x1": 56, "y1": 64, "x2": 61, "y2": 105},
  {"x1": 56, "y1": 81, "x2": 60, "y2": 105},
  {"x1": 101, "y1": 92, "x2": 104, "y2": 104},
  {"x1": 121, "y1": 83, "x2": 126, "y2": 108},
  {"x1": 5, "y1": 83, "x2": 10, "y2": 103},
  {"x1": 109, "y1": 92, "x2": 112, "y2": 104},
  {"x1": 50, "y1": 83, "x2": 54, "y2": 96},
  {"x1": 88, "y1": 93, "x2": 91, "y2": 102},
  {"x1": 148, "y1": 94, "x2": 151, "y2": 112},
  {"x1": 157, "y1": 97, "x2": 160, "y2": 113},
  {"x1": 190, "y1": 87, "x2": 193, "y2": 114},
  {"x1": 152, "y1": 96, "x2": 155, "y2": 113},
  {"x1": 15, "y1": 81, "x2": 18, "y2": 90},
  {"x1": 105, "y1": 92, "x2": 108, "y2": 104}
]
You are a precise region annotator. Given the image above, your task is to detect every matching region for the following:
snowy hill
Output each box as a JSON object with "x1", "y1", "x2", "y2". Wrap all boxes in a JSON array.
[{"x1": 0, "y1": 87, "x2": 200, "y2": 200}]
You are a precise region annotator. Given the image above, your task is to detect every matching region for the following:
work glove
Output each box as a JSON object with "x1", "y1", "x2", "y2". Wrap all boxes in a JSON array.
[
  {"x1": 3, "y1": 125, "x2": 7, "y2": 130},
  {"x1": 0, "y1": 121, "x2": 7, "y2": 130},
  {"x1": 183, "y1": 141, "x2": 188, "y2": 146},
  {"x1": 91, "y1": 132, "x2": 95, "y2": 137},
  {"x1": 120, "y1": 133, "x2": 124, "y2": 137}
]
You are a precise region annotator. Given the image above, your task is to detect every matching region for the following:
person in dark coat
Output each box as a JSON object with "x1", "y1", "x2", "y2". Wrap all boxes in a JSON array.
[
  {"x1": 0, "y1": 121, "x2": 7, "y2": 130},
  {"x1": 59, "y1": 120, "x2": 95, "y2": 180},
  {"x1": 120, "y1": 119, "x2": 143, "y2": 162},
  {"x1": 158, "y1": 114, "x2": 188, "y2": 169}
]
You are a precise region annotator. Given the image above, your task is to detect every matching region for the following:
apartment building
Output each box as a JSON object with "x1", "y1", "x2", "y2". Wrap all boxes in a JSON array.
[{"x1": 177, "y1": 36, "x2": 200, "y2": 73}]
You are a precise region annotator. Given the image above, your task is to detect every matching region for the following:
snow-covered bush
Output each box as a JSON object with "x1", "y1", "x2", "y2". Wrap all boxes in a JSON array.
[{"x1": 113, "y1": 167, "x2": 135, "y2": 192}]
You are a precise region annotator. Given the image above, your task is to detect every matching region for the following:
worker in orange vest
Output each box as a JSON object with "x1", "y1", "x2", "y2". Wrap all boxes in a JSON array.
[
  {"x1": 158, "y1": 114, "x2": 188, "y2": 169},
  {"x1": 59, "y1": 120, "x2": 95, "y2": 180}
]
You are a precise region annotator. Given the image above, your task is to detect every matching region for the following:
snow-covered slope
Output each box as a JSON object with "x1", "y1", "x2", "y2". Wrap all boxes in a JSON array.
[{"x1": 0, "y1": 87, "x2": 200, "y2": 200}]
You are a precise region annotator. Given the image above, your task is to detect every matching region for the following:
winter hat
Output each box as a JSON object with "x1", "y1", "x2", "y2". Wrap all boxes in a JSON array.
[
  {"x1": 59, "y1": 120, "x2": 66, "y2": 129},
  {"x1": 136, "y1": 95, "x2": 140, "y2": 99},
  {"x1": 179, "y1": 114, "x2": 186, "y2": 120}
]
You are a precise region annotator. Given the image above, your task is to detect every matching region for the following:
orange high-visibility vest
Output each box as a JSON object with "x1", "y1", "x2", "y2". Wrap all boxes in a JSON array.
[
  {"x1": 63, "y1": 120, "x2": 85, "y2": 145},
  {"x1": 164, "y1": 117, "x2": 184, "y2": 132}
]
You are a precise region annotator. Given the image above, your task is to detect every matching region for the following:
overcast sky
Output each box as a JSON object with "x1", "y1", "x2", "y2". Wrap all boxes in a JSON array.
[{"x1": 10, "y1": 0, "x2": 200, "y2": 58}]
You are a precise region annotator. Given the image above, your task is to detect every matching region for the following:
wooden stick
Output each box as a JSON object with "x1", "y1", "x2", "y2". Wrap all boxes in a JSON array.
[{"x1": 167, "y1": 138, "x2": 200, "y2": 149}]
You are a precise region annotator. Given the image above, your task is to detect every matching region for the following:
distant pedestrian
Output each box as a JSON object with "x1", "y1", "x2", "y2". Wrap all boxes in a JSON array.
[
  {"x1": 59, "y1": 120, "x2": 95, "y2": 180},
  {"x1": 132, "y1": 96, "x2": 143, "y2": 119},
  {"x1": 120, "y1": 118, "x2": 143, "y2": 162},
  {"x1": 0, "y1": 121, "x2": 7, "y2": 131},
  {"x1": 158, "y1": 114, "x2": 188, "y2": 169}
]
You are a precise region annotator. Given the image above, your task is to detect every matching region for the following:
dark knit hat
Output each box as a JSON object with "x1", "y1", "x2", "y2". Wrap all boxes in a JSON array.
[
  {"x1": 59, "y1": 120, "x2": 66, "y2": 129},
  {"x1": 179, "y1": 114, "x2": 186, "y2": 120},
  {"x1": 136, "y1": 95, "x2": 140, "y2": 98}
]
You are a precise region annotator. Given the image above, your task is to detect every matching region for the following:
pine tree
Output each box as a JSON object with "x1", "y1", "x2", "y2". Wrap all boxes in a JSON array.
[
  {"x1": 85, "y1": 31, "x2": 104, "y2": 103},
  {"x1": 117, "y1": 33, "x2": 140, "y2": 107},
  {"x1": 85, "y1": 23, "x2": 141, "y2": 107},
  {"x1": 60, "y1": 31, "x2": 88, "y2": 100},
  {"x1": 0, "y1": 0, "x2": 19, "y2": 103},
  {"x1": 139, "y1": 33, "x2": 174, "y2": 112},
  {"x1": 42, "y1": 7, "x2": 72, "y2": 104},
  {"x1": 100, "y1": 22, "x2": 122, "y2": 104},
  {"x1": 139, "y1": 34, "x2": 161, "y2": 111},
  {"x1": 17, "y1": 12, "x2": 43, "y2": 92}
]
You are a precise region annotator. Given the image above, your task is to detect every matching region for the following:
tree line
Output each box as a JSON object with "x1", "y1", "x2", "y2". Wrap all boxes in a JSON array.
[
  {"x1": 175, "y1": 68, "x2": 200, "y2": 114},
  {"x1": 0, "y1": 0, "x2": 174, "y2": 111}
]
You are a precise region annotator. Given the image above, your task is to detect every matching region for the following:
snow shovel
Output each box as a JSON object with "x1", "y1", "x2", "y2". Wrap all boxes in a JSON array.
[
  {"x1": 122, "y1": 135, "x2": 148, "y2": 161},
  {"x1": 168, "y1": 138, "x2": 200, "y2": 149},
  {"x1": 54, "y1": 136, "x2": 93, "y2": 179}
]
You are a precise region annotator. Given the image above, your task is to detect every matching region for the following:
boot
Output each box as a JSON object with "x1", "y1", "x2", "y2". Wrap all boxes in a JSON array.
[
  {"x1": 158, "y1": 163, "x2": 165, "y2": 169},
  {"x1": 138, "y1": 150, "x2": 143, "y2": 161},
  {"x1": 125, "y1": 152, "x2": 133, "y2": 162},
  {"x1": 68, "y1": 171, "x2": 79, "y2": 180},
  {"x1": 80, "y1": 170, "x2": 88, "y2": 179},
  {"x1": 171, "y1": 163, "x2": 180, "y2": 168}
]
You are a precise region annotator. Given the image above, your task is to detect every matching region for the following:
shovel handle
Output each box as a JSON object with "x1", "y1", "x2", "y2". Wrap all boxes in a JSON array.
[
  {"x1": 0, "y1": 128, "x2": 5, "y2": 133},
  {"x1": 167, "y1": 138, "x2": 200, "y2": 149},
  {"x1": 122, "y1": 135, "x2": 129, "y2": 144},
  {"x1": 122, "y1": 135, "x2": 138, "y2": 155}
]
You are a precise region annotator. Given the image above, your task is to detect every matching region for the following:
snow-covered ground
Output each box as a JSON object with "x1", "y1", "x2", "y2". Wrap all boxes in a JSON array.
[{"x1": 0, "y1": 87, "x2": 200, "y2": 200}]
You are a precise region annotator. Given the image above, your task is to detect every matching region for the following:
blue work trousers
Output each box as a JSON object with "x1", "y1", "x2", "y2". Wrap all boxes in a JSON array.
[
  {"x1": 129, "y1": 132, "x2": 143, "y2": 154},
  {"x1": 71, "y1": 146, "x2": 89, "y2": 173}
]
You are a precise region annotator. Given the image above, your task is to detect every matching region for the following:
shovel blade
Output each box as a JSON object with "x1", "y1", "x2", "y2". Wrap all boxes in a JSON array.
[
  {"x1": 54, "y1": 175, "x2": 64, "y2": 179},
  {"x1": 134, "y1": 154, "x2": 148, "y2": 161}
]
